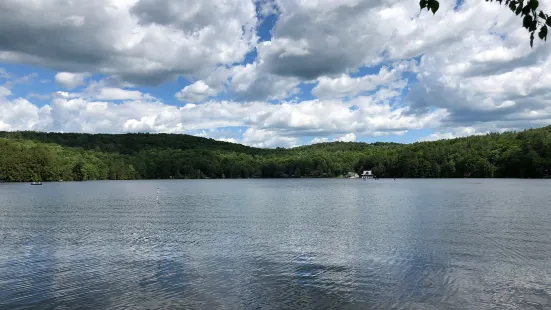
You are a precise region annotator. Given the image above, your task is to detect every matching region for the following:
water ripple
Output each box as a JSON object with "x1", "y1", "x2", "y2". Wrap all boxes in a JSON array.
[{"x1": 1, "y1": 179, "x2": 550, "y2": 309}]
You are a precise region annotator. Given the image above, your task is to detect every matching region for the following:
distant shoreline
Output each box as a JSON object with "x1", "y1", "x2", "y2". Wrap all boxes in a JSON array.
[
  {"x1": 2, "y1": 126, "x2": 551, "y2": 181},
  {"x1": 4, "y1": 177, "x2": 550, "y2": 183}
]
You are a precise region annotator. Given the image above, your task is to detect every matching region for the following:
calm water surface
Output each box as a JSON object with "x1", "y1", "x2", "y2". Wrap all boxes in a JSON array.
[{"x1": 0, "y1": 179, "x2": 550, "y2": 309}]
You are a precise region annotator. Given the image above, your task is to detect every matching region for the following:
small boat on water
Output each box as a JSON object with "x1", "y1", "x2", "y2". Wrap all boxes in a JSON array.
[{"x1": 30, "y1": 182, "x2": 42, "y2": 185}]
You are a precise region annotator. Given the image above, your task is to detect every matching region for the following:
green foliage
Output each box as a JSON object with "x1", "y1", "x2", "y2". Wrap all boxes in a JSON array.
[
  {"x1": 1, "y1": 126, "x2": 551, "y2": 181},
  {"x1": 420, "y1": 0, "x2": 440, "y2": 14},
  {"x1": 421, "y1": 0, "x2": 549, "y2": 46},
  {"x1": 0, "y1": 138, "x2": 138, "y2": 182}
]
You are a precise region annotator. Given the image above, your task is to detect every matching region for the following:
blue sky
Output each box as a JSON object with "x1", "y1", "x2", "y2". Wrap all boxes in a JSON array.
[{"x1": 0, "y1": 0, "x2": 549, "y2": 147}]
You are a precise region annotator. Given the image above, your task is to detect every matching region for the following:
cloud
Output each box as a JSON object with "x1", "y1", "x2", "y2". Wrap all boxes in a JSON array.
[
  {"x1": 27, "y1": 93, "x2": 52, "y2": 101},
  {"x1": 405, "y1": 27, "x2": 551, "y2": 131},
  {"x1": 420, "y1": 124, "x2": 513, "y2": 142},
  {"x1": 229, "y1": 62, "x2": 301, "y2": 101},
  {"x1": 310, "y1": 137, "x2": 329, "y2": 144},
  {"x1": 193, "y1": 127, "x2": 243, "y2": 144},
  {"x1": 242, "y1": 128, "x2": 298, "y2": 148},
  {"x1": 255, "y1": 0, "x2": 404, "y2": 80},
  {"x1": 254, "y1": 0, "x2": 546, "y2": 88},
  {"x1": 0, "y1": 86, "x2": 446, "y2": 147},
  {"x1": 308, "y1": 133, "x2": 356, "y2": 145},
  {"x1": 175, "y1": 81, "x2": 219, "y2": 102},
  {"x1": 55, "y1": 72, "x2": 89, "y2": 89},
  {"x1": 0, "y1": 68, "x2": 9, "y2": 79},
  {"x1": 0, "y1": 89, "x2": 52, "y2": 131},
  {"x1": 1, "y1": 72, "x2": 38, "y2": 89},
  {"x1": 0, "y1": 0, "x2": 258, "y2": 85},
  {"x1": 312, "y1": 60, "x2": 417, "y2": 99},
  {"x1": 2, "y1": 0, "x2": 551, "y2": 147},
  {"x1": 93, "y1": 87, "x2": 147, "y2": 101},
  {"x1": 0, "y1": 86, "x2": 11, "y2": 97},
  {"x1": 183, "y1": 62, "x2": 302, "y2": 102},
  {"x1": 335, "y1": 133, "x2": 356, "y2": 142}
]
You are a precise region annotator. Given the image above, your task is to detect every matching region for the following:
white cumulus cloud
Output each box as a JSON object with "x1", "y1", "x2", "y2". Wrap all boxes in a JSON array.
[
  {"x1": 0, "y1": 0, "x2": 551, "y2": 145},
  {"x1": 175, "y1": 81, "x2": 219, "y2": 102},
  {"x1": 0, "y1": 0, "x2": 258, "y2": 85},
  {"x1": 335, "y1": 133, "x2": 356, "y2": 142},
  {"x1": 55, "y1": 72, "x2": 89, "y2": 89}
]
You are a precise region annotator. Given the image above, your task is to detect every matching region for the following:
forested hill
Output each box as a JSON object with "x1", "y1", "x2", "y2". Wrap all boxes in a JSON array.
[
  {"x1": 0, "y1": 131, "x2": 264, "y2": 155},
  {"x1": 1, "y1": 126, "x2": 550, "y2": 182}
]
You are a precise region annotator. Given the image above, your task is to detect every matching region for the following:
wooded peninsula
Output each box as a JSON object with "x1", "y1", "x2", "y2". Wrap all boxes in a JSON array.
[{"x1": 1, "y1": 126, "x2": 550, "y2": 182}]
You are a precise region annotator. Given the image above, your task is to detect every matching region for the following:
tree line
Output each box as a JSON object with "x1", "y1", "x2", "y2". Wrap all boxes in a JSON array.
[{"x1": 0, "y1": 126, "x2": 550, "y2": 182}]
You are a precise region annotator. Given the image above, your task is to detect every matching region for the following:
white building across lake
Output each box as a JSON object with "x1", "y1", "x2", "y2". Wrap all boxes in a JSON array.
[{"x1": 361, "y1": 170, "x2": 374, "y2": 179}]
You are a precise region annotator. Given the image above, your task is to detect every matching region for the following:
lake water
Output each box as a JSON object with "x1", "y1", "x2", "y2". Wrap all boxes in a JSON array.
[{"x1": 0, "y1": 179, "x2": 550, "y2": 309}]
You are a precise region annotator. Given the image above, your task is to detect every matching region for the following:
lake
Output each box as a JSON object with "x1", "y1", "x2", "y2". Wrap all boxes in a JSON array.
[{"x1": 0, "y1": 179, "x2": 550, "y2": 309}]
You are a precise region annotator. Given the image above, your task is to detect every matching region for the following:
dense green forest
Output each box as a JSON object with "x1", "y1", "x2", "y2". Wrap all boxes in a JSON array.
[{"x1": 1, "y1": 126, "x2": 550, "y2": 182}]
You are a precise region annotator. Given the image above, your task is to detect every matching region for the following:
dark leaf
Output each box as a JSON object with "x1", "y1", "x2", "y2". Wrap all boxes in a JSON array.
[
  {"x1": 529, "y1": 0, "x2": 538, "y2": 9},
  {"x1": 539, "y1": 10, "x2": 546, "y2": 19},
  {"x1": 431, "y1": 0, "x2": 440, "y2": 14},
  {"x1": 420, "y1": 0, "x2": 427, "y2": 9},
  {"x1": 523, "y1": 15, "x2": 533, "y2": 28},
  {"x1": 522, "y1": 5, "x2": 531, "y2": 15},
  {"x1": 546, "y1": 16, "x2": 551, "y2": 26},
  {"x1": 509, "y1": 1, "x2": 517, "y2": 11},
  {"x1": 426, "y1": 0, "x2": 433, "y2": 11},
  {"x1": 505, "y1": 0, "x2": 510, "y2": 5},
  {"x1": 539, "y1": 25, "x2": 548, "y2": 41},
  {"x1": 515, "y1": 2, "x2": 523, "y2": 15},
  {"x1": 530, "y1": 32, "x2": 535, "y2": 47},
  {"x1": 530, "y1": 20, "x2": 538, "y2": 32}
]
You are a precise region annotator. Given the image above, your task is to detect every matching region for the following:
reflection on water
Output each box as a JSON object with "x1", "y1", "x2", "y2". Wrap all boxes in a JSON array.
[{"x1": 1, "y1": 179, "x2": 550, "y2": 309}]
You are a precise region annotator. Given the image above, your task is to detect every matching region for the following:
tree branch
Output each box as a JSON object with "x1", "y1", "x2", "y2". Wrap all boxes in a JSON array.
[{"x1": 419, "y1": 0, "x2": 550, "y2": 47}]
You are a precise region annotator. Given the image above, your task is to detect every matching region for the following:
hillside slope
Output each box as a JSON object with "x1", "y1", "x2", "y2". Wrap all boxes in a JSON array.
[{"x1": 1, "y1": 126, "x2": 550, "y2": 181}]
